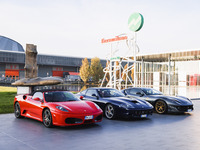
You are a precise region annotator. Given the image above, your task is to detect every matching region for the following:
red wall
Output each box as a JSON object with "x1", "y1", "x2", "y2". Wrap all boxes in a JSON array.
[
  {"x1": 5, "y1": 69, "x2": 19, "y2": 77},
  {"x1": 52, "y1": 71, "x2": 63, "y2": 77}
]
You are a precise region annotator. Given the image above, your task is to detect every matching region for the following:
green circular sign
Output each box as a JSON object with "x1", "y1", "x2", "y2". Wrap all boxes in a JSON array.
[{"x1": 128, "y1": 13, "x2": 144, "y2": 32}]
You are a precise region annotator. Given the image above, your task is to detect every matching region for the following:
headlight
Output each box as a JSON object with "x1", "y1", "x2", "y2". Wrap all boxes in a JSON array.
[
  {"x1": 119, "y1": 103, "x2": 134, "y2": 110},
  {"x1": 56, "y1": 106, "x2": 68, "y2": 112},
  {"x1": 94, "y1": 103, "x2": 101, "y2": 110},
  {"x1": 187, "y1": 98, "x2": 193, "y2": 103},
  {"x1": 173, "y1": 100, "x2": 181, "y2": 104}
]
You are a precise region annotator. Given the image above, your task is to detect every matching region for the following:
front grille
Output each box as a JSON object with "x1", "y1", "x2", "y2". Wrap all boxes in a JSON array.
[
  {"x1": 65, "y1": 118, "x2": 83, "y2": 124},
  {"x1": 131, "y1": 109, "x2": 153, "y2": 116},
  {"x1": 176, "y1": 105, "x2": 193, "y2": 111},
  {"x1": 95, "y1": 115, "x2": 103, "y2": 121},
  {"x1": 84, "y1": 120, "x2": 93, "y2": 124}
]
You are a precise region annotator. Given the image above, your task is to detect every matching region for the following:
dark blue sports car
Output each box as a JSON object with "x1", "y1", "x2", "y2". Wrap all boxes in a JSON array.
[
  {"x1": 121, "y1": 87, "x2": 194, "y2": 114},
  {"x1": 76, "y1": 87, "x2": 153, "y2": 119}
]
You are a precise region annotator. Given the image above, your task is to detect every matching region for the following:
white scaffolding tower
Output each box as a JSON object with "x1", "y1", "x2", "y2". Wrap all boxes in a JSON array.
[{"x1": 100, "y1": 33, "x2": 140, "y2": 90}]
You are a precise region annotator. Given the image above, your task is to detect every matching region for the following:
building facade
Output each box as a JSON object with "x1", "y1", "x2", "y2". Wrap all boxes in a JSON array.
[{"x1": 0, "y1": 36, "x2": 106, "y2": 82}]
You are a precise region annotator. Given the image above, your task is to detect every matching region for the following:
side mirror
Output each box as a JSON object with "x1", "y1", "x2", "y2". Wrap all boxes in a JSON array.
[
  {"x1": 80, "y1": 96, "x2": 84, "y2": 100},
  {"x1": 123, "y1": 90, "x2": 127, "y2": 95},
  {"x1": 92, "y1": 94, "x2": 99, "y2": 100},
  {"x1": 136, "y1": 92, "x2": 144, "y2": 97},
  {"x1": 92, "y1": 94, "x2": 97, "y2": 97}
]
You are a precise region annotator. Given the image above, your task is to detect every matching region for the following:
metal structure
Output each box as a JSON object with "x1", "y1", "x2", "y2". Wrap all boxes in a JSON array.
[
  {"x1": 100, "y1": 33, "x2": 140, "y2": 90},
  {"x1": 101, "y1": 12, "x2": 145, "y2": 90}
]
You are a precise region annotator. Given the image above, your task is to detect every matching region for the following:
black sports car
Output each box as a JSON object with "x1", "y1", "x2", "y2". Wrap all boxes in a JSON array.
[
  {"x1": 76, "y1": 87, "x2": 153, "y2": 119},
  {"x1": 121, "y1": 87, "x2": 194, "y2": 114}
]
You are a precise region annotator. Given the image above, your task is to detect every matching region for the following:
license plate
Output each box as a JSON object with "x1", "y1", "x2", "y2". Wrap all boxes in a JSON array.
[
  {"x1": 85, "y1": 115, "x2": 93, "y2": 120},
  {"x1": 141, "y1": 114, "x2": 147, "y2": 118},
  {"x1": 187, "y1": 109, "x2": 192, "y2": 112}
]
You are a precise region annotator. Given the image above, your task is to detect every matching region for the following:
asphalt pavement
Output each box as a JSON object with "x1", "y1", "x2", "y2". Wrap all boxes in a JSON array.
[{"x1": 0, "y1": 100, "x2": 200, "y2": 150}]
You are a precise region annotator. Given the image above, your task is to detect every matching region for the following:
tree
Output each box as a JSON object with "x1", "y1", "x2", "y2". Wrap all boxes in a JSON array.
[
  {"x1": 90, "y1": 57, "x2": 104, "y2": 83},
  {"x1": 122, "y1": 64, "x2": 128, "y2": 81},
  {"x1": 131, "y1": 64, "x2": 134, "y2": 82},
  {"x1": 105, "y1": 61, "x2": 110, "y2": 82},
  {"x1": 116, "y1": 61, "x2": 120, "y2": 79},
  {"x1": 79, "y1": 58, "x2": 90, "y2": 83}
]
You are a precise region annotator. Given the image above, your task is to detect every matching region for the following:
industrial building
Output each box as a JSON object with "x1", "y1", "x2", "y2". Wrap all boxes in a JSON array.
[{"x1": 0, "y1": 35, "x2": 106, "y2": 83}]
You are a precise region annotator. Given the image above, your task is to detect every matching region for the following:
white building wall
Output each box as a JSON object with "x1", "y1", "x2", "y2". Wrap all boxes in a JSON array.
[{"x1": 176, "y1": 61, "x2": 200, "y2": 86}]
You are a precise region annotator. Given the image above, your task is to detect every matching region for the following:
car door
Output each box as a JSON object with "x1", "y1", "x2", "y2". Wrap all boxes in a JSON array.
[
  {"x1": 27, "y1": 92, "x2": 44, "y2": 120},
  {"x1": 84, "y1": 89, "x2": 105, "y2": 109}
]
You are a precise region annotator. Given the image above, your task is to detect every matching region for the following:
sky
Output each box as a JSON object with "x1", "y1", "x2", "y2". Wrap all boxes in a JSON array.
[{"x1": 0, "y1": 0, "x2": 200, "y2": 59}]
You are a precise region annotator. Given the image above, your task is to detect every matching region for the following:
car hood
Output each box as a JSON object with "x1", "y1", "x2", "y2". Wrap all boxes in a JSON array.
[
  {"x1": 148, "y1": 95, "x2": 192, "y2": 105},
  {"x1": 51, "y1": 101, "x2": 97, "y2": 114},
  {"x1": 103, "y1": 97, "x2": 153, "y2": 109}
]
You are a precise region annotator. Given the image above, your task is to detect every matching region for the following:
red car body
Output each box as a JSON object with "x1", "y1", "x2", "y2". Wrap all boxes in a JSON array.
[{"x1": 14, "y1": 90, "x2": 103, "y2": 127}]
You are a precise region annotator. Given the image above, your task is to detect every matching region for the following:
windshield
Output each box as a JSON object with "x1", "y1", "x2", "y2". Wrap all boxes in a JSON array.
[
  {"x1": 98, "y1": 89, "x2": 125, "y2": 97},
  {"x1": 44, "y1": 91, "x2": 80, "y2": 102},
  {"x1": 142, "y1": 88, "x2": 163, "y2": 95}
]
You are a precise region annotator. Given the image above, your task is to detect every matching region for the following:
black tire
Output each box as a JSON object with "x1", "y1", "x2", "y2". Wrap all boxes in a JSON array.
[
  {"x1": 43, "y1": 109, "x2": 53, "y2": 128},
  {"x1": 14, "y1": 102, "x2": 22, "y2": 118},
  {"x1": 155, "y1": 100, "x2": 168, "y2": 114},
  {"x1": 105, "y1": 104, "x2": 116, "y2": 119}
]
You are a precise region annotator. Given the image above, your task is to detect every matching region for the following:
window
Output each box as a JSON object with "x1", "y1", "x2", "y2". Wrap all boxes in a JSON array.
[
  {"x1": 32, "y1": 92, "x2": 44, "y2": 100},
  {"x1": 80, "y1": 89, "x2": 87, "y2": 95},
  {"x1": 98, "y1": 89, "x2": 124, "y2": 97},
  {"x1": 126, "y1": 88, "x2": 142, "y2": 95},
  {"x1": 142, "y1": 88, "x2": 163, "y2": 95},
  {"x1": 44, "y1": 91, "x2": 79, "y2": 102},
  {"x1": 86, "y1": 89, "x2": 98, "y2": 97}
]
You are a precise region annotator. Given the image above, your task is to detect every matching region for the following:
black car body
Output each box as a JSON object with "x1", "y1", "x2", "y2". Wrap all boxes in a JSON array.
[
  {"x1": 76, "y1": 87, "x2": 153, "y2": 119},
  {"x1": 121, "y1": 87, "x2": 194, "y2": 114}
]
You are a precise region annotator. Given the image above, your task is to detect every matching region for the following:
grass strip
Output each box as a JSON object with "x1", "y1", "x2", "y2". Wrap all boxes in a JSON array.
[{"x1": 0, "y1": 86, "x2": 17, "y2": 114}]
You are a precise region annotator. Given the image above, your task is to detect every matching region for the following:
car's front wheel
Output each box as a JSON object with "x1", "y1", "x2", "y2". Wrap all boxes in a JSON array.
[
  {"x1": 105, "y1": 104, "x2": 116, "y2": 119},
  {"x1": 43, "y1": 109, "x2": 53, "y2": 128},
  {"x1": 14, "y1": 102, "x2": 22, "y2": 118},
  {"x1": 155, "y1": 100, "x2": 168, "y2": 114}
]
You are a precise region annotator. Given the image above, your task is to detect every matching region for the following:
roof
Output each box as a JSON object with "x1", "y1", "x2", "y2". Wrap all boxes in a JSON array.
[
  {"x1": 0, "y1": 36, "x2": 24, "y2": 52},
  {"x1": 137, "y1": 50, "x2": 200, "y2": 62},
  {"x1": 0, "y1": 50, "x2": 107, "y2": 67}
]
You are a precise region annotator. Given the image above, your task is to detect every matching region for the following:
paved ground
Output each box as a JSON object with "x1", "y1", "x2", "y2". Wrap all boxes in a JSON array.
[{"x1": 0, "y1": 101, "x2": 200, "y2": 150}]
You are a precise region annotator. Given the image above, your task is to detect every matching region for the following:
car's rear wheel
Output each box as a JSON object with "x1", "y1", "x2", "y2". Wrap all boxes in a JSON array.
[
  {"x1": 43, "y1": 109, "x2": 53, "y2": 128},
  {"x1": 155, "y1": 100, "x2": 168, "y2": 114},
  {"x1": 14, "y1": 102, "x2": 22, "y2": 118},
  {"x1": 105, "y1": 104, "x2": 116, "y2": 119}
]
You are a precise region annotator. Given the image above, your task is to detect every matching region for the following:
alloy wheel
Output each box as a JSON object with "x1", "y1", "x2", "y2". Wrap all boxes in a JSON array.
[
  {"x1": 155, "y1": 100, "x2": 167, "y2": 114},
  {"x1": 105, "y1": 104, "x2": 115, "y2": 119},
  {"x1": 14, "y1": 102, "x2": 22, "y2": 118},
  {"x1": 43, "y1": 109, "x2": 53, "y2": 128}
]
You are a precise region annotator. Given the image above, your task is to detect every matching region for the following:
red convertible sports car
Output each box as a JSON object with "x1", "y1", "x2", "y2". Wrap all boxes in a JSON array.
[{"x1": 14, "y1": 90, "x2": 103, "y2": 127}]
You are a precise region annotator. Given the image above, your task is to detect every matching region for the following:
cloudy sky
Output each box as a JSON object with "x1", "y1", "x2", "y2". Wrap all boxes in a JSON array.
[{"x1": 0, "y1": 0, "x2": 200, "y2": 59}]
